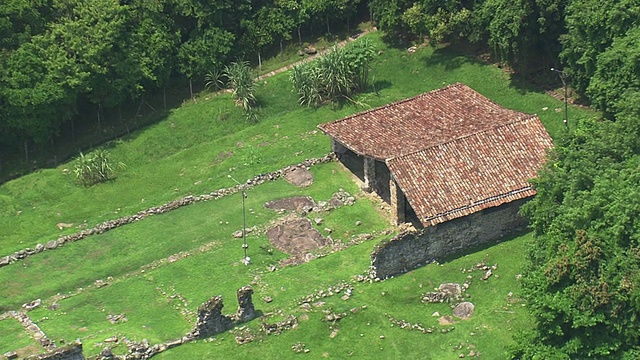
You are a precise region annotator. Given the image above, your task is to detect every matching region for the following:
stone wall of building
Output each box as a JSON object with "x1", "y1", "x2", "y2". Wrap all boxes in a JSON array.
[{"x1": 370, "y1": 199, "x2": 529, "y2": 279}]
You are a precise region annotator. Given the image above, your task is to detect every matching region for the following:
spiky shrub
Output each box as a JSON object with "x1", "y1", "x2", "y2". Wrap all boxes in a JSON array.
[
  {"x1": 73, "y1": 150, "x2": 123, "y2": 187},
  {"x1": 290, "y1": 39, "x2": 376, "y2": 106},
  {"x1": 224, "y1": 61, "x2": 258, "y2": 120}
]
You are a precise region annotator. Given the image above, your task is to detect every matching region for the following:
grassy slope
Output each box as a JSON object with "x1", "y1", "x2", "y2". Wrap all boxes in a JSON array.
[
  {"x1": 0, "y1": 33, "x2": 592, "y2": 255},
  {"x1": 0, "y1": 32, "x2": 597, "y2": 358}
]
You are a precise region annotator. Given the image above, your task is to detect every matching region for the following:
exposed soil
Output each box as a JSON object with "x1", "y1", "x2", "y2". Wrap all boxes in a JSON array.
[
  {"x1": 264, "y1": 196, "x2": 315, "y2": 212},
  {"x1": 284, "y1": 167, "x2": 314, "y2": 187},
  {"x1": 266, "y1": 216, "x2": 327, "y2": 263}
]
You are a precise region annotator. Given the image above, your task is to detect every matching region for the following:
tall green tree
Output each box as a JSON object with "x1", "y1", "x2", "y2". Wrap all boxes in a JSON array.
[
  {"x1": 560, "y1": 0, "x2": 640, "y2": 96},
  {"x1": 587, "y1": 27, "x2": 640, "y2": 118},
  {"x1": 517, "y1": 110, "x2": 640, "y2": 358}
]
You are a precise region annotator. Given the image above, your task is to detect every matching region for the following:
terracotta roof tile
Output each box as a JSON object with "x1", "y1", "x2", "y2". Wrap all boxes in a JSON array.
[
  {"x1": 386, "y1": 116, "x2": 553, "y2": 226},
  {"x1": 318, "y1": 83, "x2": 531, "y2": 160}
]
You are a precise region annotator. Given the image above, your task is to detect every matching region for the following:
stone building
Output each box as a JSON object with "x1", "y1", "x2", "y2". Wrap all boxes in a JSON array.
[{"x1": 318, "y1": 83, "x2": 553, "y2": 229}]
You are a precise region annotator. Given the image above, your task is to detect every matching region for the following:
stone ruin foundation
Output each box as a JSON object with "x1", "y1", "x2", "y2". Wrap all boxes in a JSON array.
[
  {"x1": 26, "y1": 341, "x2": 85, "y2": 360},
  {"x1": 189, "y1": 285, "x2": 256, "y2": 339}
]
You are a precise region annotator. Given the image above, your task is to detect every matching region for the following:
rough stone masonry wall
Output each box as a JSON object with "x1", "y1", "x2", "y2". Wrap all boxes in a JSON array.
[
  {"x1": 370, "y1": 199, "x2": 529, "y2": 280},
  {"x1": 26, "y1": 341, "x2": 84, "y2": 360}
]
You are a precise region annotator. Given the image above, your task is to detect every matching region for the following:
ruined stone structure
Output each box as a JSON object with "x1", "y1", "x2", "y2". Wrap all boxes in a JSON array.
[
  {"x1": 235, "y1": 286, "x2": 255, "y2": 323},
  {"x1": 26, "y1": 341, "x2": 84, "y2": 360},
  {"x1": 191, "y1": 296, "x2": 234, "y2": 339},
  {"x1": 190, "y1": 285, "x2": 256, "y2": 339},
  {"x1": 370, "y1": 199, "x2": 528, "y2": 279}
]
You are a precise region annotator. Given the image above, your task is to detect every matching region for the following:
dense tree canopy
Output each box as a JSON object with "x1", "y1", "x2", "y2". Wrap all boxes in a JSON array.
[
  {"x1": 2, "y1": 0, "x2": 638, "y2": 155},
  {"x1": 0, "y1": 0, "x2": 363, "y2": 156},
  {"x1": 517, "y1": 102, "x2": 640, "y2": 358}
]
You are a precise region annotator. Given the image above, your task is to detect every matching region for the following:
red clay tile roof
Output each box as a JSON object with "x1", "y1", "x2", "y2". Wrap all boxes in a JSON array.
[
  {"x1": 318, "y1": 83, "x2": 533, "y2": 160},
  {"x1": 386, "y1": 116, "x2": 553, "y2": 226}
]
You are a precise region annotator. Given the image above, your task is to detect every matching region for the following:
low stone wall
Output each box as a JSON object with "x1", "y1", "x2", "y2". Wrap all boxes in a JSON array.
[
  {"x1": 26, "y1": 341, "x2": 84, "y2": 360},
  {"x1": 370, "y1": 199, "x2": 529, "y2": 280},
  {"x1": 0, "y1": 154, "x2": 336, "y2": 269}
]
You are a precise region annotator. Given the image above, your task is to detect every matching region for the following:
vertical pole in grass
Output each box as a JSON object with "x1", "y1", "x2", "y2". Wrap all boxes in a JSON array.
[
  {"x1": 551, "y1": 68, "x2": 569, "y2": 129},
  {"x1": 229, "y1": 175, "x2": 250, "y2": 265}
]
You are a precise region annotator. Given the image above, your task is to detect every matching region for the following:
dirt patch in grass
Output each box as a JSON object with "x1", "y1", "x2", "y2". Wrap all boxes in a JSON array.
[
  {"x1": 264, "y1": 196, "x2": 315, "y2": 212},
  {"x1": 284, "y1": 167, "x2": 314, "y2": 187},
  {"x1": 266, "y1": 216, "x2": 327, "y2": 264}
]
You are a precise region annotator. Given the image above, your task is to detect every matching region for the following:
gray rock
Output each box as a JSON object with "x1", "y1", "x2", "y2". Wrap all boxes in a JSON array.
[
  {"x1": 0, "y1": 256, "x2": 10, "y2": 267},
  {"x1": 45, "y1": 240, "x2": 58, "y2": 250},
  {"x1": 453, "y1": 302, "x2": 475, "y2": 319}
]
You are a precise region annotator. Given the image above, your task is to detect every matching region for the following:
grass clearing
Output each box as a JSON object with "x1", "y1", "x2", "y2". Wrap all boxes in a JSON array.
[{"x1": 1, "y1": 31, "x2": 595, "y2": 358}]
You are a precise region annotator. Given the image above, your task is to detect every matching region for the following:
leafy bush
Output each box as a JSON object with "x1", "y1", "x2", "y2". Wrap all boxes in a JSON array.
[{"x1": 72, "y1": 150, "x2": 124, "y2": 187}]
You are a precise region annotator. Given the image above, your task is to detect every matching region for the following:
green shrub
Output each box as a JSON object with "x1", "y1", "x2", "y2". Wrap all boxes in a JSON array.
[
  {"x1": 290, "y1": 39, "x2": 376, "y2": 107},
  {"x1": 72, "y1": 150, "x2": 124, "y2": 187}
]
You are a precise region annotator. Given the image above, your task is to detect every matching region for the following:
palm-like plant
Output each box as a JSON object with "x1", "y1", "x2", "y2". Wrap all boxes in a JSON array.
[
  {"x1": 73, "y1": 150, "x2": 125, "y2": 187},
  {"x1": 290, "y1": 40, "x2": 376, "y2": 107},
  {"x1": 224, "y1": 61, "x2": 257, "y2": 117}
]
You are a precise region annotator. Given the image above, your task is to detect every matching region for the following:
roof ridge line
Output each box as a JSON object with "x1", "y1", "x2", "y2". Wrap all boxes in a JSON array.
[
  {"x1": 318, "y1": 82, "x2": 464, "y2": 129},
  {"x1": 386, "y1": 114, "x2": 540, "y2": 163}
]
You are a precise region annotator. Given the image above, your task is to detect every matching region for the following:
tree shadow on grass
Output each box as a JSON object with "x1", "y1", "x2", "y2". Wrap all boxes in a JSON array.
[
  {"x1": 425, "y1": 47, "x2": 477, "y2": 72},
  {"x1": 426, "y1": 45, "x2": 550, "y2": 98}
]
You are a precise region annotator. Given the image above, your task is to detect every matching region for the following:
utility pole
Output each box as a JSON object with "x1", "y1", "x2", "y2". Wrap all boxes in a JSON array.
[
  {"x1": 551, "y1": 68, "x2": 569, "y2": 129},
  {"x1": 228, "y1": 175, "x2": 250, "y2": 265}
]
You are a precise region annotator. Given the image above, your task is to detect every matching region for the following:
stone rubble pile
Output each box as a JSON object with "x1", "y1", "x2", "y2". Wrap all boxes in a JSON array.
[{"x1": 261, "y1": 315, "x2": 298, "y2": 335}]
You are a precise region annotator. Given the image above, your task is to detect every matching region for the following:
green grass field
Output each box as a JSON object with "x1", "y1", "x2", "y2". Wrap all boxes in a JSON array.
[{"x1": 0, "y1": 31, "x2": 596, "y2": 359}]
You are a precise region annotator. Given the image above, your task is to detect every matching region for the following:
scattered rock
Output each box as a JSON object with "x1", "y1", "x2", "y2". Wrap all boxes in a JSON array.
[
  {"x1": 104, "y1": 336, "x2": 118, "y2": 343},
  {"x1": 56, "y1": 222, "x2": 74, "y2": 230},
  {"x1": 264, "y1": 196, "x2": 315, "y2": 212},
  {"x1": 22, "y1": 299, "x2": 42, "y2": 311},
  {"x1": 481, "y1": 269, "x2": 492, "y2": 280},
  {"x1": 3, "y1": 351, "x2": 18, "y2": 359},
  {"x1": 304, "y1": 47, "x2": 317, "y2": 55},
  {"x1": 0, "y1": 256, "x2": 10, "y2": 267},
  {"x1": 45, "y1": 240, "x2": 58, "y2": 250},
  {"x1": 107, "y1": 313, "x2": 128, "y2": 324},
  {"x1": 453, "y1": 302, "x2": 475, "y2": 319},
  {"x1": 438, "y1": 315, "x2": 455, "y2": 325},
  {"x1": 232, "y1": 230, "x2": 244, "y2": 238}
]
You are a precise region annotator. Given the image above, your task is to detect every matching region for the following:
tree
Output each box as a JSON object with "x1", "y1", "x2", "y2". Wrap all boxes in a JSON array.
[
  {"x1": 587, "y1": 27, "x2": 640, "y2": 118},
  {"x1": 0, "y1": 36, "x2": 80, "y2": 161},
  {"x1": 560, "y1": 0, "x2": 640, "y2": 97},
  {"x1": 178, "y1": 27, "x2": 235, "y2": 99},
  {"x1": 516, "y1": 110, "x2": 640, "y2": 358}
]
